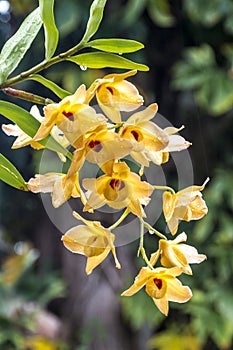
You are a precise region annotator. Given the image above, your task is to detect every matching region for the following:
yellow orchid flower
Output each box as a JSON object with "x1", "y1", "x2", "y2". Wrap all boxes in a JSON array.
[
  {"x1": 121, "y1": 266, "x2": 192, "y2": 316},
  {"x1": 163, "y1": 178, "x2": 209, "y2": 235},
  {"x1": 27, "y1": 172, "x2": 80, "y2": 208},
  {"x1": 150, "y1": 232, "x2": 206, "y2": 274},
  {"x1": 2, "y1": 105, "x2": 70, "y2": 162},
  {"x1": 119, "y1": 103, "x2": 169, "y2": 166},
  {"x1": 2, "y1": 105, "x2": 44, "y2": 150},
  {"x1": 34, "y1": 84, "x2": 107, "y2": 145},
  {"x1": 61, "y1": 211, "x2": 121, "y2": 275},
  {"x1": 67, "y1": 125, "x2": 133, "y2": 176},
  {"x1": 145, "y1": 125, "x2": 192, "y2": 166},
  {"x1": 86, "y1": 70, "x2": 144, "y2": 123},
  {"x1": 82, "y1": 161, "x2": 154, "y2": 217}
]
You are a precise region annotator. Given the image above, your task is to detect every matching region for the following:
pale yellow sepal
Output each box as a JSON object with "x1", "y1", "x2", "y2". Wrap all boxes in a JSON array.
[
  {"x1": 61, "y1": 211, "x2": 121, "y2": 274},
  {"x1": 27, "y1": 172, "x2": 81, "y2": 208}
]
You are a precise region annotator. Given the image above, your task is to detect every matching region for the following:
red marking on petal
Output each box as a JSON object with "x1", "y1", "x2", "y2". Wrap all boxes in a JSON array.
[
  {"x1": 110, "y1": 179, "x2": 125, "y2": 190},
  {"x1": 154, "y1": 278, "x2": 163, "y2": 290},
  {"x1": 88, "y1": 140, "x2": 102, "y2": 152},
  {"x1": 131, "y1": 130, "x2": 140, "y2": 141},
  {"x1": 63, "y1": 111, "x2": 74, "y2": 121},
  {"x1": 106, "y1": 86, "x2": 114, "y2": 95}
]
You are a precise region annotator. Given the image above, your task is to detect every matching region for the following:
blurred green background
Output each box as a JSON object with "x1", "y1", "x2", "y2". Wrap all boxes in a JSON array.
[{"x1": 0, "y1": 0, "x2": 232, "y2": 349}]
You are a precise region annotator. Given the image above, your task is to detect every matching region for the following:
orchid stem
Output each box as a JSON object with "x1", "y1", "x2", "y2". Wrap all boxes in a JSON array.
[
  {"x1": 0, "y1": 42, "x2": 86, "y2": 89},
  {"x1": 137, "y1": 219, "x2": 154, "y2": 269},
  {"x1": 142, "y1": 219, "x2": 167, "y2": 240},
  {"x1": 107, "y1": 123, "x2": 123, "y2": 130},
  {"x1": 154, "y1": 185, "x2": 175, "y2": 194},
  {"x1": 108, "y1": 208, "x2": 130, "y2": 231}
]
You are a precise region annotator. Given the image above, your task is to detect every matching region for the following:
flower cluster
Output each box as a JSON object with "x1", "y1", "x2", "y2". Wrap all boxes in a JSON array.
[{"x1": 2, "y1": 70, "x2": 209, "y2": 316}]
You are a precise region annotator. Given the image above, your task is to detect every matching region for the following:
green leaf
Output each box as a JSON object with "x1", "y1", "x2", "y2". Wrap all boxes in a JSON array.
[
  {"x1": 195, "y1": 70, "x2": 233, "y2": 116},
  {"x1": 88, "y1": 38, "x2": 144, "y2": 53},
  {"x1": 67, "y1": 52, "x2": 149, "y2": 71},
  {"x1": 27, "y1": 74, "x2": 70, "y2": 99},
  {"x1": 185, "y1": 44, "x2": 216, "y2": 68},
  {"x1": 183, "y1": 0, "x2": 223, "y2": 27},
  {"x1": 0, "y1": 101, "x2": 72, "y2": 160},
  {"x1": 0, "y1": 153, "x2": 28, "y2": 191},
  {"x1": 172, "y1": 62, "x2": 210, "y2": 90},
  {"x1": 0, "y1": 7, "x2": 42, "y2": 85},
  {"x1": 210, "y1": 72, "x2": 233, "y2": 115},
  {"x1": 148, "y1": 0, "x2": 175, "y2": 27},
  {"x1": 122, "y1": 0, "x2": 147, "y2": 27},
  {"x1": 39, "y1": 0, "x2": 59, "y2": 60},
  {"x1": 81, "y1": 0, "x2": 107, "y2": 43}
]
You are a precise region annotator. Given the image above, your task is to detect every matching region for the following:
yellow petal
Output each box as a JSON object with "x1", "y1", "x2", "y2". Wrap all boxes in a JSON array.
[
  {"x1": 163, "y1": 191, "x2": 177, "y2": 221},
  {"x1": 86, "y1": 249, "x2": 110, "y2": 275},
  {"x1": 34, "y1": 104, "x2": 57, "y2": 140},
  {"x1": 27, "y1": 173, "x2": 62, "y2": 193},
  {"x1": 72, "y1": 211, "x2": 102, "y2": 228},
  {"x1": 160, "y1": 244, "x2": 188, "y2": 271},
  {"x1": 177, "y1": 178, "x2": 210, "y2": 197},
  {"x1": 164, "y1": 125, "x2": 185, "y2": 135},
  {"x1": 150, "y1": 250, "x2": 160, "y2": 266},
  {"x1": 130, "y1": 150, "x2": 150, "y2": 167},
  {"x1": 128, "y1": 172, "x2": 154, "y2": 198},
  {"x1": 104, "y1": 70, "x2": 137, "y2": 81},
  {"x1": 62, "y1": 225, "x2": 106, "y2": 253},
  {"x1": 166, "y1": 277, "x2": 192, "y2": 303},
  {"x1": 67, "y1": 147, "x2": 86, "y2": 177},
  {"x1": 127, "y1": 197, "x2": 146, "y2": 217},
  {"x1": 153, "y1": 297, "x2": 169, "y2": 316},
  {"x1": 2, "y1": 124, "x2": 44, "y2": 150},
  {"x1": 127, "y1": 103, "x2": 158, "y2": 124},
  {"x1": 187, "y1": 196, "x2": 208, "y2": 220},
  {"x1": 178, "y1": 244, "x2": 207, "y2": 265},
  {"x1": 2, "y1": 123, "x2": 22, "y2": 136},
  {"x1": 164, "y1": 135, "x2": 191, "y2": 152},
  {"x1": 167, "y1": 216, "x2": 179, "y2": 236},
  {"x1": 121, "y1": 267, "x2": 152, "y2": 296},
  {"x1": 52, "y1": 173, "x2": 78, "y2": 208},
  {"x1": 145, "y1": 150, "x2": 169, "y2": 166}
]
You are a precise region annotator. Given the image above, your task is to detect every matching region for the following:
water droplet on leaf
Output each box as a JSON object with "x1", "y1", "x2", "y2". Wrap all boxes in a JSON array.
[{"x1": 80, "y1": 65, "x2": 87, "y2": 71}]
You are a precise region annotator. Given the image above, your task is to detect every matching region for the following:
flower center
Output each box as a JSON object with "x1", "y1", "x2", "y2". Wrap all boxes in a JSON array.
[
  {"x1": 110, "y1": 179, "x2": 125, "y2": 191},
  {"x1": 88, "y1": 140, "x2": 102, "y2": 152},
  {"x1": 62, "y1": 111, "x2": 74, "y2": 121},
  {"x1": 154, "y1": 278, "x2": 163, "y2": 290},
  {"x1": 84, "y1": 236, "x2": 108, "y2": 257}
]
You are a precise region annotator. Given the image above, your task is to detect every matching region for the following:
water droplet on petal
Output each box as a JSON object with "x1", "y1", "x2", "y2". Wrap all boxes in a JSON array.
[
  {"x1": 149, "y1": 230, "x2": 154, "y2": 235},
  {"x1": 80, "y1": 65, "x2": 87, "y2": 71},
  {"x1": 118, "y1": 53, "x2": 122, "y2": 55}
]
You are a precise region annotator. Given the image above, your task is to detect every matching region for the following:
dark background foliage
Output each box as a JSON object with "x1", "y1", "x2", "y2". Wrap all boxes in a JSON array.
[{"x1": 0, "y1": 1, "x2": 232, "y2": 349}]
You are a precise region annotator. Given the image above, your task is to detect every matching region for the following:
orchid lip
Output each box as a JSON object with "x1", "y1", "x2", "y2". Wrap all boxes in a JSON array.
[
  {"x1": 88, "y1": 140, "x2": 102, "y2": 152},
  {"x1": 62, "y1": 111, "x2": 74, "y2": 121},
  {"x1": 154, "y1": 278, "x2": 163, "y2": 290}
]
